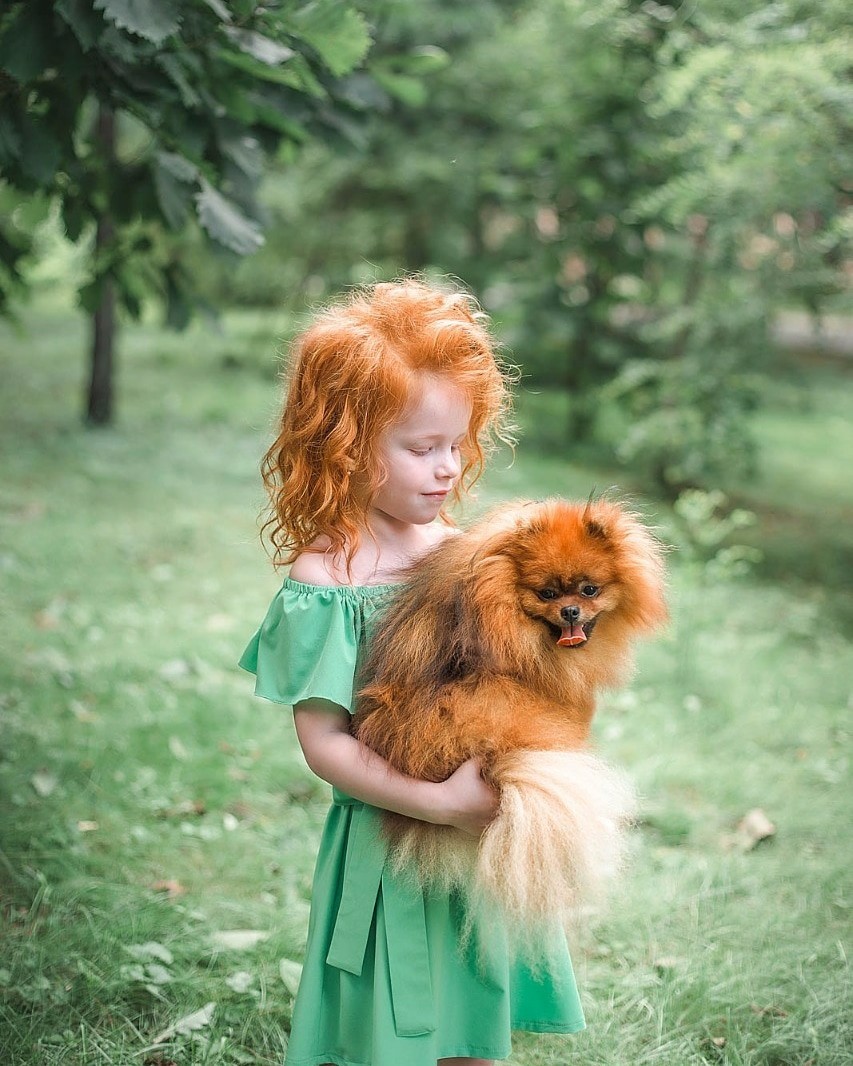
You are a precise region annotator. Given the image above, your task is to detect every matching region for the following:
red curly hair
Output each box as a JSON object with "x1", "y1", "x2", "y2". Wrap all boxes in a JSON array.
[{"x1": 260, "y1": 278, "x2": 517, "y2": 572}]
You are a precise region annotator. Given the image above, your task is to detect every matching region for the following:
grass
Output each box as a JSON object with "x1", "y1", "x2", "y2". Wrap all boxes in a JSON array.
[{"x1": 0, "y1": 300, "x2": 850, "y2": 1064}]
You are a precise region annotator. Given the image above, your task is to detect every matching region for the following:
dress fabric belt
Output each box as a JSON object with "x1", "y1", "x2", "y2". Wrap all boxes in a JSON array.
[{"x1": 325, "y1": 792, "x2": 436, "y2": 1037}]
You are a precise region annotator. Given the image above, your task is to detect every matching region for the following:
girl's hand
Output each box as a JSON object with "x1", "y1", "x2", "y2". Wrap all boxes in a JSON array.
[{"x1": 440, "y1": 758, "x2": 499, "y2": 836}]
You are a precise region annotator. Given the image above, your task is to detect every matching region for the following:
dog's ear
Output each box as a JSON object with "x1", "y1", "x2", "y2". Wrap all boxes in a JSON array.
[
  {"x1": 584, "y1": 517, "x2": 609, "y2": 541},
  {"x1": 467, "y1": 511, "x2": 532, "y2": 569},
  {"x1": 581, "y1": 493, "x2": 614, "y2": 542}
]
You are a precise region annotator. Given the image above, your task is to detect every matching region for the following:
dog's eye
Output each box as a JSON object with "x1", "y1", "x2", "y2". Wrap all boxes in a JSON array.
[
  {"x1": 537, "y1": 589, "x2": 558, "y2": 601},
  {"x1": 580, "y1": 584, "x2": 600, "y2": 598}
]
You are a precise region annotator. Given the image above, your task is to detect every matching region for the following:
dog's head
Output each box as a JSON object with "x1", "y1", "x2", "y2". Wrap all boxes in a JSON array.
[{"x1": 465, "y1": 498, "x2": 668, "y2": 656}]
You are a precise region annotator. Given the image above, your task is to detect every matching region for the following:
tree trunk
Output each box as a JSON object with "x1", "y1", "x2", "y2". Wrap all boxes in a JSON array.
[{"x1": 86, "y1": 106, "x2": 116, "y2": 426}]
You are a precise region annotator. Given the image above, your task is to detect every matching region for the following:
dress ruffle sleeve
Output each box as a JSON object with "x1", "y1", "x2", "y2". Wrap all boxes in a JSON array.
[{"x1": 238, "y1": 577, "x2": 393, "y2": 712}]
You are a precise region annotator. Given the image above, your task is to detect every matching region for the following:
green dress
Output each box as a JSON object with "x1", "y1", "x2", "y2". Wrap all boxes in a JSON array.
[{"x1": 240, "y1": 577, "x2": 585, "y2": 1066}]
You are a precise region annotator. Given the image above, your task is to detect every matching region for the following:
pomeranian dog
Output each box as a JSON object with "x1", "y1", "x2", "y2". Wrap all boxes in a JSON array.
[{"x1": 352, "y1": 498, "x2": 667, "y2": 945}]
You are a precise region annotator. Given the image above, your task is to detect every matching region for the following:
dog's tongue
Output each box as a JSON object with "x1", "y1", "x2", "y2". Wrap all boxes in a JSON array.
[{"x1": 557, "y1": 625, "x2": 587, "y2": 647}]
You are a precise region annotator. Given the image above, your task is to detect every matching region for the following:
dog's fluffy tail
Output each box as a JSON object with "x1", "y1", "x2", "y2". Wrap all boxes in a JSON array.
[
  {"x1": 477, "y1": 750, "x2": 638, "y2": 927},
  {"x1": 385, "y1": 750, "x2": 637, "y2": 962}
]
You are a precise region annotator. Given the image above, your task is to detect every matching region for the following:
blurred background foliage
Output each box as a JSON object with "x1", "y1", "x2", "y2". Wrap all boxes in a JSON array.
[
  {"x1": 196, "y1": 0, "x2": 851, "y2": 494},
  {"x1": 1, "y1": 0, "x2": 851, "y2": 488}
]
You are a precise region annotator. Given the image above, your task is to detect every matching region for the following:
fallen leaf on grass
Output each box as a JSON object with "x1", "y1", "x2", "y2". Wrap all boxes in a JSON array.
[
  {"x1": 156, "y1": 799, "x2": 206, "y2": 819},
  {"x1": 168, "y1": 736, "x2": 189, "y2": 761},
  {"x1": 750, "y1": 1003, "x2": 789, "y2": 1018},
  {"x1": 151, "y1": 1002, "x2": 215, "y2": 1045},
  {"x1": 225, "y1": 970, "x2": 254, "y2": 993},
  {"x1": 69, "y1": 699, "x2": 98, "y2": 723},
  {"x1": 125, "y1": 942, "x2": 174, "y2": 966},
  {"x1": 159, "y1": 659, "x2": 191, "y2": 682},
  {"x1": 150, "y1": 880, "x2": 186, "y2": 898},
  {"x1": 31, "y1": 770, "x2": 58, "y2": 797},
  {"x1": 279, "y1": 958, "x2": 302, "y2": 996},
  {"x1": 736, "y1": 808, "x2": 776, "y2": 850},
  {"x1": 210, "y1": 930, "x2": 269, "y2": 951}
]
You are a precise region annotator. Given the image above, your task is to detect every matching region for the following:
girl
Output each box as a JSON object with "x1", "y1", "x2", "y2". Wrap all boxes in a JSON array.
[{"x1": 240, "y1": 279, "x2": 585, "y2": 1066}]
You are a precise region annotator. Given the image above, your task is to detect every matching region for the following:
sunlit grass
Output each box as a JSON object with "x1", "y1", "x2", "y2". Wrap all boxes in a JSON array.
[{"x1": 1, "y1": 304, "x2": 850, "y2": 1064}]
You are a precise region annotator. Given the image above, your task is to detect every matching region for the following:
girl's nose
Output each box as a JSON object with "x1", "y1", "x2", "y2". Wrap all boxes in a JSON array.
[{"x1": 436, "y1": 448, "x2": 461, "y2": 480}]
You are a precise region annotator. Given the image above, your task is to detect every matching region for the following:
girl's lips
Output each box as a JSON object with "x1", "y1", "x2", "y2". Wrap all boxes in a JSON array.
[{"x1": 423, "y1": 491, "x2": 449, "y2": 498}]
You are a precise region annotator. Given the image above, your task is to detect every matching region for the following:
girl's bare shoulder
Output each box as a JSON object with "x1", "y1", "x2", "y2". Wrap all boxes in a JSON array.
[{"x1": 288, "y1": 536, "x2": 343, "y2": 586}]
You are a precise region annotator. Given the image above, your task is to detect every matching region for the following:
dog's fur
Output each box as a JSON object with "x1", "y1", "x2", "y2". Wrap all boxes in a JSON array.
[{"x1": 352, "y1": 498, "x2": 667, "y2": 947}]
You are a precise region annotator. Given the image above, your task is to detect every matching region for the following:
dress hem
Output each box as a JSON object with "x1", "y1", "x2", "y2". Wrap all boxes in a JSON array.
[{"x1": 284, "y1": 1023, "x2": 586, "y2": 1066}]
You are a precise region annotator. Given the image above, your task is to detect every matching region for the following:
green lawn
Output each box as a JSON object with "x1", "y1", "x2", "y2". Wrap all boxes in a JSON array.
[{"x1": 1, "y1": 304, "x2": 850, "y2": 1064}]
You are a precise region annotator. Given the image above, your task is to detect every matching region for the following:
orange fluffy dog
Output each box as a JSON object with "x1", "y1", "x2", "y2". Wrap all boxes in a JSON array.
[{"x1": 353, "y1": 498, "x2": 667, "y2": 945}]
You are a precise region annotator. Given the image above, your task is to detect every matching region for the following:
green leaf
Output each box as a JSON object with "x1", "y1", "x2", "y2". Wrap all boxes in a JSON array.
[
  {"x1": 94, "y1": 0, "x2": 182, "y2": 46},
  {"x1": 56, "y1": 0, "x2": 107, "y2": 51},
  {"x1": 0, "y1": 115, "x2": 22, "y2": 167},
  {"x1": 6, "y1": 189, "x2": 51, "y2": 232},
  {"x1": 216, "y1": 46, "x2": 300, "y2": 88},
  {"x1": 201, "y1": 0, "x2": 232, "y2": 22},
  {"x1": 216, "y1": 129, "x2": 263, "y2": 180},
  {"x1": 246, "y1": 88, "x2": 309, "y2": 141},
  {"x1": 401, "y1": 46, "x2": 449, "y2": 74},
  {"x1": 373, "y1": 46, "x2": 449, "y2": 77},
  {"x1": 0, "y1": 0, "x2": 54, "y2": 82},
  {"x1": 223, "y1": 27, "x2": 295, "y2": 66},
  {"x1": 156, "y1": 53, "x2": 201, "y2": 107},
  {"x1": 154, "y1": 153, "x2": 197, "y2": 229},
  {"x1": 78, "y1": 277, "x2": 104, "y2": 314},
  {"x1": 164, "y1": 272, "x2": 192, "y2": 331},
  {"x1": 371, "y1": 70, "x2": 427, "y2": 109},
  {"x1": 156, "y1": 151, "x2": 199, "y2": 184},
  {"x1": 115, "y1": 261, "x2": 148, "y2": 318},
  {"x1": 99, "y1": 24, "x2": 139, "y2": 62},
  {"x1": 18, "y1": 114, "x2": 61, "y2": 185},
  {"x1": 195, "y1": 181, "x2": 263, "y2": 255},
  {"x1": 289, "y1": 1, "x2": 372, "y2": 78}
]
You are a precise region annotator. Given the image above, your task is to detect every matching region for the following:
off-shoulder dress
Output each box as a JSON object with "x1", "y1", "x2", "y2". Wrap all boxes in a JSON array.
[{"x1": 240, "y1": 577, "x2": 585, "y2": 1066}]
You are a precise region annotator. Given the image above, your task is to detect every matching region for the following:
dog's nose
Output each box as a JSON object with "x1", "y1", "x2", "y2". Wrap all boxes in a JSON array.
[{"x1": 561, "y1": 604, "x2": 581, "y2": 623}]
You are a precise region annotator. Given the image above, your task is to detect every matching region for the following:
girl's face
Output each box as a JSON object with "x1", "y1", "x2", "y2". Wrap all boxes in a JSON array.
[{"x1": 370, "y1": 375, "x2": 472, "y2": 528}]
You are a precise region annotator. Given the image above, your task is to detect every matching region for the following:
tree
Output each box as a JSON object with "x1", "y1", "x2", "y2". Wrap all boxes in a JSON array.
[{"x1": 0, "y1": 0, "x2": 372, "y2": 423}]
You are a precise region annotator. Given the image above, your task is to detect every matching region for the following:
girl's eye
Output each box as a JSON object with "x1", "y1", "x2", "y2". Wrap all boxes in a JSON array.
[
  {"x1": 538, "y1": 589, "x2": 558, "y2": 601},
  {"x1": 580, "y1": 584, "x2": 600, "y2": 598},
  {"x1": 409, "y1": 448, "x2": 430, "y2": 456}
]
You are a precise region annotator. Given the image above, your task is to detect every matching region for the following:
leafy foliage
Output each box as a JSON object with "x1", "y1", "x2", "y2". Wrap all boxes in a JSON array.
[
  {"x1": 221, "y1": 0, "x2": 850, "y2": 493},
  {"x1": 0, "y1": 0, "x2": 373, "y2": 322}
]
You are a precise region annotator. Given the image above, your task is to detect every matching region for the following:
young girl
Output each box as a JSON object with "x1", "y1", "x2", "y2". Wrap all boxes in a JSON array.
[{"x1": 240, "y1": 279, "x2": 585, "y2": 1066}]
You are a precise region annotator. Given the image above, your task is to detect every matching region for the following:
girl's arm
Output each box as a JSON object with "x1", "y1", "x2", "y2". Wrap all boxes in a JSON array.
[{"x1": 293, "y1": 700, "x2": 497, "y2": 835}]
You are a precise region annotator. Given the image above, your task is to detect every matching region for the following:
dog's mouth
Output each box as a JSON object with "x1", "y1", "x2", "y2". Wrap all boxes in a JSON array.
[{"x1": 545, "y1": 616, "x2": 598, "y2": 648}]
